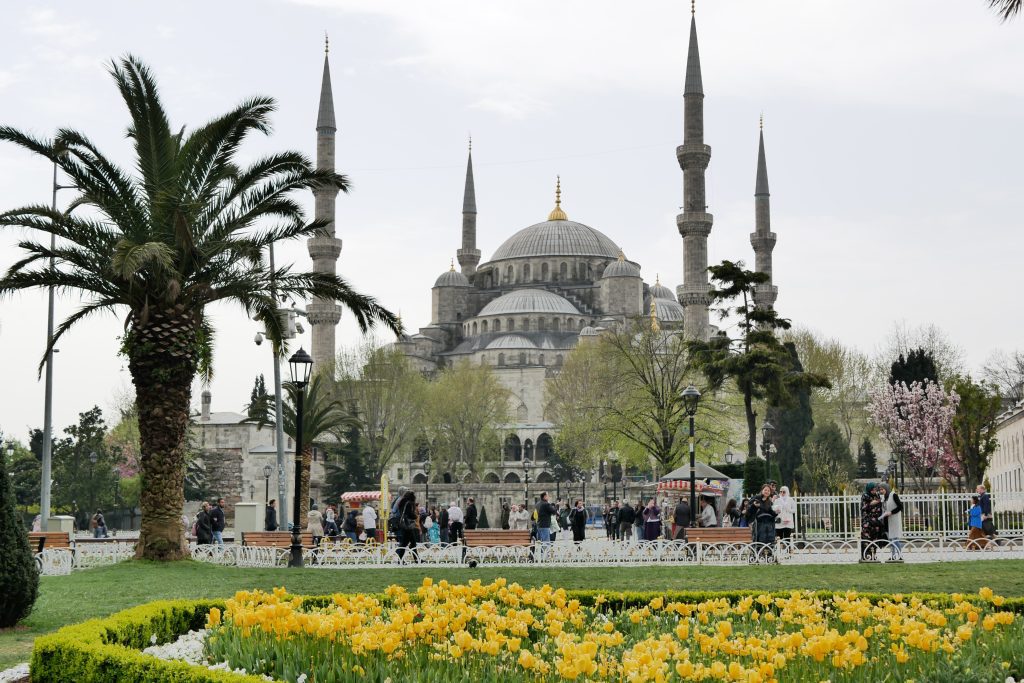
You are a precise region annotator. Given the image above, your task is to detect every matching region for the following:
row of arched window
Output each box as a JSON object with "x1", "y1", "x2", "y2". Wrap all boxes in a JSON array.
[
  {"x1": 464, "y1": 316, "x2": 593, "y2": 337},
  {"x1": 485, "y1": 353, "x2": 564, "y2": 368},
  {"x1": 503, "y1": 433, "x2": 555, "y2": 461},
  {"x1": 412, "y1": 471, "x2": 554, "y2": 484},
  {"x1": 477, "y1": 260, "x2": 601, "y2": 289}
]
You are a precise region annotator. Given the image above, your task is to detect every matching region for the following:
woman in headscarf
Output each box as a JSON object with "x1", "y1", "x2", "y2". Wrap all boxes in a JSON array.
[
  {"x1": 773, "y1": 486, "x2": 797, "y2": 544},
  {"x1": 860, "y1": 482, "x2": 885, "y2": 562},
  {"x1": 642, "y1": 499, "x2": 662, "y2": 541}
]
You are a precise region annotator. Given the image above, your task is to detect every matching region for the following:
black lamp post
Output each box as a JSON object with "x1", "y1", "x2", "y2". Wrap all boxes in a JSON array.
[
  {"x1": 724, "y1": 448, "x2": 734, "y2": 465},
  {"x1": 423, "y1": 460, "x2": 431, "y2": 506},
  {"x1": 249, "y1": 484, "x2": 256, "y2": 501},
  {"x1": 263, "y1": 464, "x2": 273, "y2": 503},
  {"x1": 760, "y1": 420, "x2": 775, "y2": 481},
  {"x1": 681, "y1": 385, "x2": 702, "y2": 527},
  {"x1": 287, "y1": 347, "x2": 313, "y2": 569},
  {"x1": 523, "y1": 454, "x2": 531, "y2": 503},
  {"x1": 610, "y1": 453, "x2": 619, "y2": 501}
]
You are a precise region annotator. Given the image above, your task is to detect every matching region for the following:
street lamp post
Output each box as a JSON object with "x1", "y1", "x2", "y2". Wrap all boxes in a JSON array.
[
  {"x1": 423, "y1": 460, "x2": 431, "y2": 506},
  {"x1": 287, "y1": 348, "x2": 313, "y2": 569},
  {"x1": 681, "y1": 385, "x2": 702, "y2": 527},
  {"x1": 263, "y1": 465, "x2": 273, "y2": 503},
  {"x1": 610, "y1": 453, "x2": 619, "y2": 501},
  {"x1": 761, "y1": 421, "x2": 775, "y2": 481},
  {"x1": 724, "y1": 448, "x2": 734, "y2": 465},
  {"x1": 523, "y1": 455, "x2": 531, "y2": 504}
]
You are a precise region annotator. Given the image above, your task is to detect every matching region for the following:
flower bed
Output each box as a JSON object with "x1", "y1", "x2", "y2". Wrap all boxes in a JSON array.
[{"x1": 30, "y1": 584, "x2": 1024, "y2": 682}]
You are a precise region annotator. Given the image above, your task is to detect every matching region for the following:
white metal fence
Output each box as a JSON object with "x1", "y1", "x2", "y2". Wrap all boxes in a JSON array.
[{"x1": 795, "y1": 492, "x2": 1024, "y2": 540}]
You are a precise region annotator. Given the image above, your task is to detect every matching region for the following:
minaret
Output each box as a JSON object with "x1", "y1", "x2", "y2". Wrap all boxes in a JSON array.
[
  {"x1": 307, "y1": 34, "x2": 344, "y2": 368},
  {"x1": 676, "y1": 1, "x2": 713, "y2": 340},
  {"x1": 456, "y1": 138, "x2": 481, "y2": 275},
  {"x1": 750, "y1": 116, "x2": 778, "y2": 310}
]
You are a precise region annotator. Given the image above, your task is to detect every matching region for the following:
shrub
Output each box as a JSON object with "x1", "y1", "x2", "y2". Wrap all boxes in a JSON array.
[{"x1": 0, "y1": 444, "x2": 38, "y2": 627}]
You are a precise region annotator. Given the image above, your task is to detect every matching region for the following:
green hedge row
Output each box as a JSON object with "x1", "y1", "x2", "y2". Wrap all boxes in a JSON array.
[{"x1": 31, "y1": 588, "x2": 1024, "y2": 682}]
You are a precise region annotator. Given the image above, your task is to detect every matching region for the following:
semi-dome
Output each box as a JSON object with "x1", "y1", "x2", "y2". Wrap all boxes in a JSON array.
[
  {"x1": 486, "y1": 335, "x2": 538, "y2": 350},
  {"x1": 489, "y1": 220, "x2": 621, "y2": 261},
  {"x1": 579, "y1": 326, "x2": 600, "y2": 337},
  {"x1": 653, "y1": 297, "x2": 685, "y2": 322},
  {"x1": 603, "y1": 256, "x2": 641, "y2": 278},
  {"x1": 478, "y1": 288, "x2": 580, "y2": 316},
  {"x1": 434, "y1": 267, "x2": 470, "y2": 287}
]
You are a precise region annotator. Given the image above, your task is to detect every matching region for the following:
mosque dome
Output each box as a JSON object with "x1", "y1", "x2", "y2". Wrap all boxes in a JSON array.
[
  {"x1": 602, "y1": 254, "x2": 641, "y2": 278},
  {"x1": 653, "y1": 297, "x2": 685, "y2": 322},
  {"x1": 578, "y1": 326, "x2": 600, "y2": 337},
  {"x1": 650, "y1": 278, "x2": 676, "y2": 300},
  {"x1": 478, "y1": 288, "x2": 580, "y2": 316},
  {"x1": 434, "y1": 267, "x2": 470, "y2": 287},
  {"x1": 486, "y1": 335, "x2": 538, "y2": 350}
]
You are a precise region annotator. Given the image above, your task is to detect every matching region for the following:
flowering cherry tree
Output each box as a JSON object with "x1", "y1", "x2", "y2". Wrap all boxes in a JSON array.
[{"x1": 868, "y1": 380, "x2": 961, "y2": 488}]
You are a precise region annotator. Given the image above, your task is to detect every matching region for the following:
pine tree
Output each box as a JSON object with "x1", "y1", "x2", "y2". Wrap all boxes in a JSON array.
[
  {"x1": 247, "y1": 374, "x2": 269, "y2": 422},
  {"x1": 766, "y1": 342, "x2": 815, "y2": 487},
  {"x1": 890, "y1": 349, "x2": 939, "y2": 387},
  {"x1": 743, "y1": 456, "x2": 766, "y2": 496},
  {"x1": 325, "y1": 406, "x2": 374, "y2": 500},
  {"x1": 477, "y1": 505, "x2": 490, "y2": 529},
  {"x1": 0, "y1": 441, "x2": 39, "y2": 627},
  {"x1": 856, "y1": 438, "x2": 878, "y2": 479}
]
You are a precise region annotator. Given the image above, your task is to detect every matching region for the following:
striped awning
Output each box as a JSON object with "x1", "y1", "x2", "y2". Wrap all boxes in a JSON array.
[
  {"x1": 657, "y1": 479, "x2": 725, "y2": 495},
  {"x1": 340, "y1": 491, "x2": 382, "y2": 502}
]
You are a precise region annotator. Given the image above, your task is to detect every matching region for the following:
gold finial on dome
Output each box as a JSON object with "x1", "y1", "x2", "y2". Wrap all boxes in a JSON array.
[
  {"x1": 548, "y1": 175, "x2": 568, "y2": 221},
  {"x1": 656, "y1": 273, "x2": 661, "y2": 285},
  {"x1": 325, "y1": 32, "x2": 329, "y2": 54},
  {"x1": 617, "y1": 249, "x2": 626, "y2": 262},
  {"x1": 760, "y1": 112, "x2": 764, "y2": 131},
  {"x1": 650, "y1": 298, "x2": 660, "y2": 332},
  {"x1": 691, "y1": 0, "x2": 695, "y2": 16},
  {"x1": 450, "y1": 258, "x2": 455, "y2": 271}
]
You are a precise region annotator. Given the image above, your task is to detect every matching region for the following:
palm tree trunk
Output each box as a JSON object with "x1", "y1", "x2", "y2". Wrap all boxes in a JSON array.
[
  {"x1": 298, "y1": 446, "x2": 312, "y2": 524},
  {"x1": 127, "y1": 308, "x2": 199, "y2": 561}
]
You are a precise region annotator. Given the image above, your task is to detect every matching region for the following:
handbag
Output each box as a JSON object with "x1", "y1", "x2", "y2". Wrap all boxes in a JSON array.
[{"x1": 982, "y1": 518, "x2": 997, "y2": 536}]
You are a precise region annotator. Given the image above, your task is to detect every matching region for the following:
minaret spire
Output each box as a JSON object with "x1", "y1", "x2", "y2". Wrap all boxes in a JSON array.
[
  {"x1": 751, "y1": 117, "x2": 778, "y2": 310},
  {"x1": 676, "y1": 4, "x2": 713, "y2": 340},
  {"x1": 457, "y1": 137, "x2": 481, "y2": 275},
  {"x1": 307, "y1": 38, "x2": 343, "y2": 368}
]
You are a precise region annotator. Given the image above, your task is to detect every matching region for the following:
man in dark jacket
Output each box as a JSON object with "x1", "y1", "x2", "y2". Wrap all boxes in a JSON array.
[
  {"x1": 535, "y1": 492, "x2": 558, "y2": 559},
  {"x1": 500, "y1": 501, "x2": 511, "y2": 529},
  {"x1": 265, "y1": 499, "x2": 278, "y2": 531},
  {"x1": 673, "y1": 498, "x2": 690, "y2": 540},
  {"x1": 439, "y1": 505, "x2": 450, "y2": 543},
  {"x1": 569, "y1": 500, "x2": 588, "y2": 543},
  {"x1": 210, "y1": 498, "x2": 226, "y2": 545},
  {"x1": 465, "y1": 498, "x2": 479, "y2": 530},
  {"x1": 196, "y1": 502, "x2": 214, "y2": 545},
  {"x1": 619, "y1": 501, "x2": 635, "y2": 541},
  {"x1": 608, "y1": 502, "x2": 620, "y2": 540}
]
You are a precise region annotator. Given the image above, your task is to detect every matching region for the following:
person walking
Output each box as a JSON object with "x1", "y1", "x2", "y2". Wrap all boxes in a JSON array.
[
  {"x1": 362, "y1": 501, "x2": 377, "y2": 543},
  {"x1": 343, "y1": 507, "x2": 360, "y2": 544},
  {"x1": 878, "y1": 482, "x2": 904, "y2": 562},
  {"x1": 427, "y1": 507, "x2": 441, "y2": 545},
  {"x1": 773, "y1": 486, "x2": 796, "y2": 545},
  {"x1": 510, "y1": 504, "x2": 530, "y2": 531},
  {"x1": 324, "y1": 504, "x2": 338, "y2": 538},
  {"x1": 195, "y1": 502, "x2": 214, "y2": 545},
  {"x1": 608, "y1": 501, "x2": 620, "y2": 541},
  {"x1": 535, "y1": 492, "x2": 558, "y2": 559},
  {"x1": 465, "y1": 498, "x2": 479, "y2": 530},
  {"x1": 619, "y1": 500, "x2": 635, "y2": 541},
  {"x1": 500, "y1": 501, "x2": 511, "y2": 530},
  {"x1": 447, "y1": 500, "x2": 465, "y2": 544},
  {"x1": 967, "y1": 495, "x2": 988, "y2": 550},
  {"x1": 265, "y1": 499, "x2": 278, "y2": 531},
  {"x1": 747, "y1": 484, "x2": 777, "y2": 561},
  {"x1": 210, "y1": 498, "x2": 226, "y2": 545},
  {"x1": 395, "y1": 491, "x2": 419, "y2": 563},
  {"x1": 602, "y1": 504, "x2": 612, "y2": 540},
  {"x1": 642, "y1": 499, "x2": 661, "y2": 541},
  {"x1": 307, "y1": 504, "x2": 324, "y2": 547},
  {"x1": 633, "y1": 499, "x2": 645, "y2": 539},
  {"x1": 977, "y1": 484, "x2": 996, "y2": 539},
  {"x1": 438, "y1": 503, "x2": 450, "y2": 544},
  {"x1": 672, "y1": 498, "x2": 690, "y2": 540},
  {"x1": 570, "y1": 499, "x2": 588, "y2": 543}
]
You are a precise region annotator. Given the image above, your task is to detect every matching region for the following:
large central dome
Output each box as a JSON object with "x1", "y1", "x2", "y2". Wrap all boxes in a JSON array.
[{"x1": 490, "y1": 219, "x2": 621, "y2": 261}]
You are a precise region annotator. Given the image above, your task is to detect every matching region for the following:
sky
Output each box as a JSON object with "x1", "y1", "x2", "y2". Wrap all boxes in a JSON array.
[{"x1": 0, "y1": 1, "x2": 1022, "y2": 443}]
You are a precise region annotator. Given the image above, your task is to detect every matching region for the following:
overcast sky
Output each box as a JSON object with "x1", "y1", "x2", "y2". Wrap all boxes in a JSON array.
[{"x1": 1, "y1": 1, "x2": 1022, "y2": 443}]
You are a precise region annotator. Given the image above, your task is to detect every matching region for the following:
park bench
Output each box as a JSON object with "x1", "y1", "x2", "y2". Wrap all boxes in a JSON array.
[
  {"x1": 463, "y1": 529, "x2": 532, "y2": 547},
  {"x1": 28, "y1": 531, "x2": 73, "y2": 553},
  {"x1": 241, "y1": 531, "x2": 316, "y2": 548},
  {"x1": 684, "y1": 527, "x2": 751, "y2": 544}
]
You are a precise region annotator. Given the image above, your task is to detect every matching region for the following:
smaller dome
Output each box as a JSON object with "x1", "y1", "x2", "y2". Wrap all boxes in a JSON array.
[
  {"x1": 486, "y1": 334, "x2": 538, "y2": 350},
  {"x1": 579, "y1": 326, "x2": 600, "y2": 337},
  {"x1": 434, "y1": 267, "x2": 470, "y2": 288},
  {"x1": 479, "y1": 288, "x2": 580, "y2": 316},
  {"x1": 603, "y1": 258, "x2": 641, "y2": 278},
  {"x1": 650, "y1": 277, "x2": 675, "y2": 300},
  {"x1": 653, "y1": 298, "x2": 685, "y2": 322}
]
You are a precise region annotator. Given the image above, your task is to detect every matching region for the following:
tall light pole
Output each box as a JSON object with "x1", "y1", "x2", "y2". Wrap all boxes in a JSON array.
[
  {"x1": 263, "y1": 464, "x2": 272, "y2": 503},
  {"x1": 682, "y1": 385, "x2": 702, "y2": 527},
  {"x1": 523, "y1": 454, "x2": 530, "y2": 503},
  {"x1": 287, "y1": 347, "x2": 313, "y2": 568},
  {"x1": 423, "y1": 460, "x2": 431, "y2": 506},
  {"x1": 761, "y1": 420, "x2": 775, "y2": 482},
  {"x1": 610, "y1": 453, "x2": 619, "y2": 501},
  {"x1": 41, "y1": 151, "x2": 74, "y2": 531}
]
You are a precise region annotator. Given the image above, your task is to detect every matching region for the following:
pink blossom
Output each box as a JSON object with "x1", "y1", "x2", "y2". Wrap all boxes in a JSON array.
[{"x1": 868, "y1": 380, "x2": 960, "y2": 483}]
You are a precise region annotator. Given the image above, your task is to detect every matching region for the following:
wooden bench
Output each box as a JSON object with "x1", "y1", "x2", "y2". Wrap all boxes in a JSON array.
[
  {"x1": 463, "y1": 530, "x2": 532, "y2": 547},
  {"x1": 241, "y1": 532, "x2": 316, "y2": 548},
  {"x1": 28, "y1": 531, "x2": 73, "y2": 553},
  {"x1": 684, "y1": 527, "x2": 751, "y2": 544}
]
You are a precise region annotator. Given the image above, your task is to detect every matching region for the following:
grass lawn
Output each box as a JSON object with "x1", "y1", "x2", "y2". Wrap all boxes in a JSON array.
[{"x1": 3, "y1": 558, "x2": 1023, "y2": 670}]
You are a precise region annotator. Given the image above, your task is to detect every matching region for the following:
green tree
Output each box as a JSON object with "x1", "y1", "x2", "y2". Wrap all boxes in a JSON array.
[
  {"x1": 856, "y1": 438, "x2": 879, "y2": 479},
  {"x1": 689, "y1": 261, "x2": 829, "y2": 462},
  {"x1": 742, "y1": 456, "x2": 765, "y2": 496},
  {"x1": 247, "y1": 374, "x2": 269, "y2": 423},
  {"x1": 324, "y1": 404, "x2": 375, "y2": 500},
  {"x1": 798, "y1": 422, "x2": 855, "y2": 494},
  {"x1": 889, "y1": 349, "x2": 939, "y2": 388},
  {"x1": 0, "y1": 443, "x2": 38, "y2": 627},
  {"x1": 51, "y1": 407, "x2": 122, "y2": 528},
  {"x1": 252, "y1": 372, "x2": 357, "y2": 522},
  {"x1": 6, "y1": 441, "x2": 40, "y2": 511},
  {"x1": 947, "y1": 375, "x2": 1002, "y2": 489},
  {"x1": 765, "y1": 342, "x2": 814, "y2": 487},
  {"x1": 424, "y1": 361, "x2": 509, "y2": 480},
  {"x1": 335, "y1": 342, "x2": 427, "y2": 480}
]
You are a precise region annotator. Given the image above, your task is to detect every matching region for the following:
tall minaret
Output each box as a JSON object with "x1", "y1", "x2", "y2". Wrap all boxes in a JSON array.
[
  {"x1": 307, "y1": 35, "x2": 343, "y2": 368},
  {"x1": 456, "y1": 139, "x2": 480, "y2": 275},
  {"x1": 750, "y1": 116, "x2": 778, "y2": 310},
  {"x1": 676, "y1": 2, "x2": 713, "y2": 340}
]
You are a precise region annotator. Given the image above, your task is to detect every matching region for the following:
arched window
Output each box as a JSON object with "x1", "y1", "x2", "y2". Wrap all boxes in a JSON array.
[
  {"x1": 552, "y1": 318, "x2": 560, "y2": 332},
  {"x1": 507, "y1": 318, "x2": 515, "y2": 331},
  {"x1": 524, "y1": 439, "x2": 534, "y2": 460},
  {"x1": 507, "y1": 265, "x2": 514, "y2": 283},
  {"x1": 587, "y1": 263, "x2": 593, "y2": 279},
  {"x1": 538, "y1": 317, "x2": 546, "y2": 332},
  {"x1": 519, "y1": 352, "x2": 527, "y2": 365},
  {"x1": 517, "y1": 403, "x2": 528, "y2": 421},
  {"x1": 504, "y1": 472, "x2": 521, "y2": 484},
  {"x1": 481, "y1": 320, "x2": 488, "y2": 333},
  {"x1": 555, "y1": 354, "x2": 563, "y2": 367},
  {"x1": 493, "y1": 319, "x2": 501, "y2": 332},
  {"x1": 537, "y1": 433, "x2": 554, "y2": 460},
  {"x1": 472, "y1": 322, "x2": 478, "y2": 335},
  {"x1": 413, "y1": 473, "x2": 428, "y2": 484},
  {"x1": 481, "y1": 354, "x2": 487, "y2": 365},
  {"x1": 504, "y1": 434, "x2": 522, "y2": 461},
  {"x1": 484, "y1": 472, "x2": 500, "y2": 483},
  {"x1": 541, "y1": 263, "x2": 549, "y2": 280},
  {"x1": 536, "y1": 471, "x2": 554, "y2": 483},
  {"x1": 498, "y1": 353, "x2": 505, "y2": 366},
  {"x1": 559, "y1": 262, "x2": 568, "y2": 280},
  {"x1": 523, "y1": 263, "x2": 531, "y2": 281}
]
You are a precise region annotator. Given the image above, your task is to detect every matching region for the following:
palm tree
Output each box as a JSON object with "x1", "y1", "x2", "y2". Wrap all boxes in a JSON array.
[
  {"x1": 0, "y1": 57, "x2": 399, "y2": 560},
  {"x1": 989, "y1": 0, "x2": 1021, "y2": 20},
  {"x1": 251, "y1": 373, "x2": 357, "y2": 523}
]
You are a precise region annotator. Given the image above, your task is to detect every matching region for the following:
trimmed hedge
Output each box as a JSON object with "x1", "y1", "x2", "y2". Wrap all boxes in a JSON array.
[{"x1": 31, "y1": 587, "x2": 1024, "y2": 681}]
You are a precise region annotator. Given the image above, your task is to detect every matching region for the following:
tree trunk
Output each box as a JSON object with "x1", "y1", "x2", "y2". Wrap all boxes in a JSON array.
[
  {"x1": 298, "y1": 446, "x2": 312, "y2": 524},
  {"x1": 744, "y1": 388, "x2": 758, "y2": 461},
  {"x1": 127, "y1": 308, "x2": 199, "y2": 561}
]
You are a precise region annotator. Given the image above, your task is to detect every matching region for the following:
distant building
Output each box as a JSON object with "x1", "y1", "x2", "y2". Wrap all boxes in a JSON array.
[{"x1": 987, "y1": 400, "x2": 1024, "y2": 510}]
